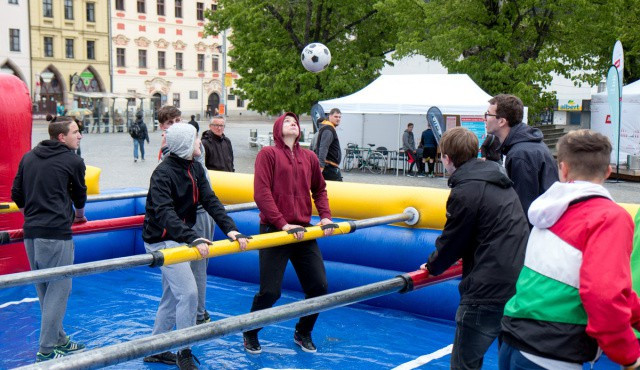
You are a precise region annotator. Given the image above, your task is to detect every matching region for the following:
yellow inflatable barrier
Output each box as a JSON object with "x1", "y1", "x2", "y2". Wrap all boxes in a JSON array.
[{"x1": 85, "y1": 165, "x2": 101, "y2": 195}]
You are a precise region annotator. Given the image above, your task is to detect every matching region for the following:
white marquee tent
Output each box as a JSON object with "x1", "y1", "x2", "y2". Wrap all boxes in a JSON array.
[
  {"x1": 318, "y1": 74, "x2": 496, "y2": 161},
  {"x1": 591, "y1": 79, "x2": 640, "y2": 164}
]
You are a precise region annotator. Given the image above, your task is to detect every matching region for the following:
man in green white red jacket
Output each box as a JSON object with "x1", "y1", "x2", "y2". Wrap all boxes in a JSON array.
[{"x1": 500, "y1": 130, "x2": 640, "y2": 369}]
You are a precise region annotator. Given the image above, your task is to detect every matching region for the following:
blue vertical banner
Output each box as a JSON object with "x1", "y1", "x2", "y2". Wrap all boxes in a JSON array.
[
  {"x1": 426, "y1": 107, "x2": 445, "y2": 145},
  {"x1": 310, "y1": 103, "x2": 326, "y2": 133}
]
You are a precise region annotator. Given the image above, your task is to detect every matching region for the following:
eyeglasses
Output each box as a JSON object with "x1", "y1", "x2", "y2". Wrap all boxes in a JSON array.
[
  {"x1": 211, "y1": 124, "x2": 225, "y2": 128},
  {"x1": 484, "y1": 112, "x2": 500, "y2": 120}
]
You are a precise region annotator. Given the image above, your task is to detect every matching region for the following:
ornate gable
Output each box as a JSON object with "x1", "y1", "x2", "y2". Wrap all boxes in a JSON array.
[
  {"x1": 172, "y1": 40, "x2": 187, "y2": 51},
  {"x1": 145, "y1": 77, "x2": 172, "y2": 95},
  {"x1": 154, "y1": 39, "x2": 169, "y2": 49},
  {"x1": 195, "y1": 42, "x2": 208, "y2": 52},
  {"x1": 112, "y1": 34, "x2": 130, "y2": 46},
  {"x1": 134, "y1": 37, "x2": 151, "y2": 47}
]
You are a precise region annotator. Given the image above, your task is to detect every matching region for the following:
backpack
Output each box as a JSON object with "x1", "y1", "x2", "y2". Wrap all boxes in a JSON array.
[
  {"x1": 129, "y1": 122, "x2": 142, "y2": 139},
  {"x1": 310, "y1": 125, "x2": 330, "y2": 155}
]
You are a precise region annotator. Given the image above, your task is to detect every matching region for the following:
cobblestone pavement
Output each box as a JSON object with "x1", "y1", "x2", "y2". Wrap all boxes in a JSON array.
[{"x1": 31, "y1": 118, "x2": 640, "y2": 203}]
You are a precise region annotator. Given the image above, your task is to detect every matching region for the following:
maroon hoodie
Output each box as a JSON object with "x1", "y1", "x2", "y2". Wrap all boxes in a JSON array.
[{"x1": 254, "y1": 112, "x2": 331, "y2": 229}]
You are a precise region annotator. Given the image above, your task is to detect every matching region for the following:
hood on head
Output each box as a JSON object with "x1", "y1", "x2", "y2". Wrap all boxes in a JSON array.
[
  {"x1": 166, "y1": 123, "x2": 196, "y2": 160},
  {"x1": 272, "y1": 112, "x2": 300, "y2": 148},
  {"x1": 502, "y1": 123, "x2": 543, "y2": 151},
  {"x1": 528, "y1": 181, "x2": 612, "y2": 228},
  {"x1": 448, "y1": 158, "x2": 512, "y2": 189}
]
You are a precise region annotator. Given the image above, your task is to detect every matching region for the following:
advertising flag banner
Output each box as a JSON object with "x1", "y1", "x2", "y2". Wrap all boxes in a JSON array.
[{"x1": 426, "y1": 107, "x2": 445, "y2": 145}]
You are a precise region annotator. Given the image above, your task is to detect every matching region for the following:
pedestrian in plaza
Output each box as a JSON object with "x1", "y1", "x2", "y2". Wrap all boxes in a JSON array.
[
  {"x1": 500, "y1": 130, "x2": 640, "y2": 369},
  {"x1": 402, "y1": 122, "x2": 417, "y2": 176},
  {"x1": 201, "y1": 115, "x2": 234, "y2": 172},
  {"x1": 243, "y1": 112, "x2": 334, "y2": 354},
  {"x1": 421, "y1": 127, "x2": 528, "y2": 370},
  {"x1": 188, "y1": 115, "x2": 200, "y2": 133},
  {"x1": 102, "y1": 110, "x2": 110, "y2": 133},
  {"x1": 11, "y1": 114, "x2": 87, "y2": 362},
  {"x1": 142, "y1": 123, "x2": 248, "y2": 369},
  {"x1": 419, "y1": 127, "x2": 437, "y2": 177},
  {"x1": 484, "y1": 94, "x2": 558, "y2": 221},
  {"x1": 131, "y1": 111, "x2": 149, "y2": 162},
  {"x1": 315, "y1": 108, "x2": 343, "y2": 181}
]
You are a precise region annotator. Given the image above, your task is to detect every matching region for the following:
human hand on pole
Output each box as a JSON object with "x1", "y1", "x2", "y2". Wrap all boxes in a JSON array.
[
  {"x1": 318, "y1": 218, "x2": 335, "y2": 236},
  {"x1": 227, "y1": 230, "x2": 249, "y2": 251},
  {"x1": 283, "y1": 224, "x2": 305, "y2": 240},
  {"x1": 74, "y1": 208, "x2": 87, "y2": 223}
]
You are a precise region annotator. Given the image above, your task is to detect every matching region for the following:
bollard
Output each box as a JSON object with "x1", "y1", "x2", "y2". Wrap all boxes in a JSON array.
[{"x1": 249, "y1": 129, "x2": 257, "y2": 147}]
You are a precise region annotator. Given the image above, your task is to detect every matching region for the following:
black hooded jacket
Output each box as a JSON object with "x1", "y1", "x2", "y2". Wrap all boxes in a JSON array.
[
  {"x1": 501, "y1": 123, "x2": 558, "y2": 218},
  {"x1": 11, "y1": 140, "x2": 87, "y2": 240},
  {"x1": 201, "y1": 130, "x2": 234, "y2": 172},
  {"x1": 142, "y1": 154, "x2": 237, "y2": 244},
  {"x1": 426, "y1": 159, "x2": 529, "y2": 305}
]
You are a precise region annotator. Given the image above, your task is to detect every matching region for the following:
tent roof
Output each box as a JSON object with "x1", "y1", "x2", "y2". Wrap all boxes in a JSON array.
[
  {"x1": 593, "y1": 79, "x2": 640, "y2": 96},
  {"x1": 319, "y1": 74, "x2": 492, "y2": 115}
]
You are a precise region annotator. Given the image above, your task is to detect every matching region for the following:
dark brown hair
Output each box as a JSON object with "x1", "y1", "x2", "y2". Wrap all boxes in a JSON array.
[
  {"x1": 557, "y1": 129, "x2": 611, "y2": 179},
  {"x1": 440, "y1": 127, "x2": 479, "y2": 168},
  {"x1": 329, "y1": 108, "x2": 341, "y2": 115},
  {"x1": 157, "y1": 105, "x2": 181, "y2": 124},
  {"x1": 488, "y1": 94, "x2": 523, "y2": 127},
  {"x1": 46, "y1": 114, "x2": 75, "y2": 140}
]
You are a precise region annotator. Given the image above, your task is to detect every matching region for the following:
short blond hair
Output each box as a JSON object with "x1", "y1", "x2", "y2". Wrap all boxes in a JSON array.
[{"x1": 440, "y1": 127, "x2": 478, "y2": 168}]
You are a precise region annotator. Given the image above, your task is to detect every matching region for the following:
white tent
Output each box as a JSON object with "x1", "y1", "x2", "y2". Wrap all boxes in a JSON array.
[
  {"x1": 318, "y1": 74, "x2": 494, "y2": 160},
  {"x1": 591, "y1": 79, "x2": 640, "y2": 164}
]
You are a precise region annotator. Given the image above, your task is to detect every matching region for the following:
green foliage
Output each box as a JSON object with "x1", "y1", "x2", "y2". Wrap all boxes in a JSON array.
[
  {"x1": 204, "y1": 0, "x2": 398, "y2": 116},
  {"x1": 377, "y1": 0, "x2": 632, "y2": 121}
]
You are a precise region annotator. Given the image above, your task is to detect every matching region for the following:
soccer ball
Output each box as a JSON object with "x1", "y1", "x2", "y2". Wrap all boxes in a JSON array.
[{"x1": 301, "y1": 43, "x2": 331, "y2": 73}]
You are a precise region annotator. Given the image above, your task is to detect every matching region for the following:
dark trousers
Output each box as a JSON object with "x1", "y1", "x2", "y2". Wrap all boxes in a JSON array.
[
  {"x1": 498, "y1": 342, "x2": 546, "y2": 370},
  {"x1": 247, "y1": 224, "x2": 328, "y2": 335},
  {"x1": 451, "y1": 304, "x2": 504, "y2": 370},
  {"x1": 423, "y1": 147, "x2": 437, "y2": 174},
  {"x1": 322, "y1": 166, "x2": 343, "y2": 181}
]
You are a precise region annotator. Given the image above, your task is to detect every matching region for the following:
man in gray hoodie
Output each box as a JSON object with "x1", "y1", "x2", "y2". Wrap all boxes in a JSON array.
[{"x1": 402, "y1": 123, "x2": 417, "y2": 176}]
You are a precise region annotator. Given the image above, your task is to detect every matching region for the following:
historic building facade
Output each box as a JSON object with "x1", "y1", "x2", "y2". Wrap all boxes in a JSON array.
[
  {"x1": 0, "y1": 0, "x2": 31, "y2": 89},
  {"x1": 110, "y1": 0, "x2": 246, "y2": 119},
  {"x1": 29, "y1": 0, "x2": 111, "y2": 114}
]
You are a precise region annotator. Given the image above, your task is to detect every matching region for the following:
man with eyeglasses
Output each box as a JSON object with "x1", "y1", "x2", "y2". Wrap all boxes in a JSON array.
[
  {"x1": 484, "y1": 94, "x2": 558, "y2": 221},
  {"x1": 201, "y1": 115, "x2": 234, "y2": 172}
]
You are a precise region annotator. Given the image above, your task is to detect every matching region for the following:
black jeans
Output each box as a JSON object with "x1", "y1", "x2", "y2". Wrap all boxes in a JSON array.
[
  {"x1": 247, "y1": 224, "x2": 328, "y2": 335},
  {"x1": 451, "y1": 304, "x2": 504, "y2": 370},
  {"x1": 322, "y1": 166, "x2": 343, "y2": 181}
]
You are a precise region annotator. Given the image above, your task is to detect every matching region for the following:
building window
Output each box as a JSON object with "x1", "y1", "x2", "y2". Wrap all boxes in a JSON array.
[
  {"x1": 115, "y1": 0, "x2": 124, "y2": 11},
  {"x1": 173, "y1": 93, "x2": 180, "y2": 108},
  {"x1": 64, "y1": 0, "x2": 73, "y2": 19},
  {"x1": 175, "y1": 0, "x2": 182, "y2": 18},
  {"x1": 43, "y1": 0, "x2": 53, "y2": 17},
  {"x1": 44, "y1": 36, "x2": 53, "y2": 57},
  {"x1": 197, "y1": 54, "x2": 205, "y2": 71},
  {"x1": 9, "y1": 0, "x2": 18, "y2": 4},
  {"x1": 138, "y1": 49, "x2": 147, "y2": 68},
  {"x1": 227, "y1": 94, "x2": 235, "y2": 101},
  {"x1": 189, "y1": 91, "x2": 198, "y2": 99},
  {"x1": 65, "y1": 39, "x2": 74, "y2": 58},
  {"x1": 9, "y1": 29, "x2": 20, "y2": 52},
  {"x1": 156, "y1": 0, "x2": 164, "y2": 15},
  {"x1": 137, "y1": 0, "x2": 145, "y2": 13},
  {"x1": 116, "y1": 48, "x2": 125, "y2": 67},
  {"x1": 212, "y1": 55, "x2": 219, "y2": 72},
  {"x1": 211, "y1": 4, "x2": 217, "y2": 12},
  {"x1": 158, "y1": 51, "x2": 166, "y2": 69},
  {"x1": 196, "y1": 2, "x2": 204, "y2": 20},
  {"x1": 175, "y1": 52, "x2": 183, "y2": 70},
  {"x1": 86, "y1": 3, "x2": 95, "y2": 22},
  {"x1": 237, "y1": 98, "x2": 244, "y2": 108},
  {"x1": 87, "y1": 40, "x2": 95, "y2": 60}
]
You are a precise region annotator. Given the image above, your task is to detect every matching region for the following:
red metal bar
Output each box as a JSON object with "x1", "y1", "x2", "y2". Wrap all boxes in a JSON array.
[
  {"x1": 400, "y1": 263, "x2": 463, "y2": 292},
  {"x1": 0, "y1": 215, "x2": 144, "y2": 245}
]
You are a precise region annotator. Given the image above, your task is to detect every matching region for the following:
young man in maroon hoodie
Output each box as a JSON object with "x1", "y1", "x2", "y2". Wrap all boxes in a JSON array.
[{"x1": 243, "y1": 112, "x2": 334, "y2": 354}]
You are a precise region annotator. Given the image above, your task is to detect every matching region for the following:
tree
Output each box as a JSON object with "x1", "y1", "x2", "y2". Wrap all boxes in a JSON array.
[
  {"x1": 377, "y1": 0, "x2": 628, "y2": 119},
  {"x1": 204, "y1": 0, "x2": 398, "y2": 116}
]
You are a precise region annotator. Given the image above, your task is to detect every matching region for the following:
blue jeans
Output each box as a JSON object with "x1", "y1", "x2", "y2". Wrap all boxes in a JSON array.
[
  {"x1": 451, "y1": 304, "x2": 504, "y2": 370},
  {"x1": 498, "y1": 342, "x2": 546, "y2": 370},
  {"x1": 133, "y1": 138, "x2": 145, "y2": 160}
]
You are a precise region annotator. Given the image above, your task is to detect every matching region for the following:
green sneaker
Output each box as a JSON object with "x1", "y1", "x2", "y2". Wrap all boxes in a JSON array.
[
  {"x1": 36, "y1": 349, "x2": 66, "y2": 362},
  {"x1": 55, "y1": 337, "x2": 86, "y2": 354}
]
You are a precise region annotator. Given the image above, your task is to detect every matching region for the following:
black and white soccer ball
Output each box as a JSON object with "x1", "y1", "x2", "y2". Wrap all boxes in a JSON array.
[{"x1": 301, "y1": 43, "x2": 331, "y2": 73}]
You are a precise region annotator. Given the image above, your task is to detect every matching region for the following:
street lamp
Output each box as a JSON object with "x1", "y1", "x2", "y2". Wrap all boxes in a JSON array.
[{"x1": 201, "y1": 54, "x2": 210, "y2": 121}]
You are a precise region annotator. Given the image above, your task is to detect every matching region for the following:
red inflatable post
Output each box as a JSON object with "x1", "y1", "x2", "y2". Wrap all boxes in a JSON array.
[{"x1": 0, "y1": 74, "x2": 33, "y2": 274}]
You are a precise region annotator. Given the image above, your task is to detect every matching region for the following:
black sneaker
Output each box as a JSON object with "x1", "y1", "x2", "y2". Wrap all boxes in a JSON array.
[
  {"x1": 294, "y1": 331, "x2": 317, "y2": 353},
  {"x1": 243, "y1": 332, "x2": 262, "y2": 354},
  {"x1": 143, "y1": 351, "x2": 177, "y2": 365},
  {"x1": 196, "y1": 310, "x2": 211, "y2": 325},
  {"x1": 177, "y1": 349, "x2": 200, "y2": 370}
]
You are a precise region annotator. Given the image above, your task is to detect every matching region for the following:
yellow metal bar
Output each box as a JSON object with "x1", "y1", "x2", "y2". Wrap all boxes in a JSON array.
[
  {"x1": 160, "y1": 222, "x2": 353, "y2": 266},
  {"x1": 0, "y1": 202, "x2": 19, "y2": 214}
]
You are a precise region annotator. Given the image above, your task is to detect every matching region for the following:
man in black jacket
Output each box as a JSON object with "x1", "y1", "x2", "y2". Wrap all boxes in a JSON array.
[
  {"x1": 142, "y1": 123, "x2": 248, "y2": 369},
  {"x1": 201, "y1": 115, "x2": 234, "y2": 172},
  {"x1": 315, "y1": 108, "x2": 342, "y2": 181},
  {"x1": 11, "y1": 114, "x2": 87, "y2": 362},
  {"x1": 421, "y1": 127, "x2": 529, "y2": 370},
  {"x1": 484, "y1": 94, "x2": 558, "y2": 220}
]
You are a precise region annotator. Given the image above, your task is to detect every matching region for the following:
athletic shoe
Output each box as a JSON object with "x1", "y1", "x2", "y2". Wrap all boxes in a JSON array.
[
  {"x1": 36, "y1": 349, "x2": 66, "y2": 362},
  {"x1": 55, "y1": 337, "x2": 86, "y2": 354},
  {"x1": 177, "y1": 349, "x2": 200, "y2": 370},
  {"x1": 143, "y1": 351, "x2": 177, "y2": 365},
  {"x1": 428, "y1": 173, "x2": 435, "y2": 178},
  {"x1": 417, "y1": 173, "x2": 426, "y2": 178},
  {"x1": 196, "y1": 310, "x2": 211, "y2": 325},
  {"x1": 134, "y1": 159, "x2": 137, "y2": 162},
  {"x1": 294, "y1": 331, "x2": 317, "y2": 353},
  {"x1": 243, "y1": 332, "x2": 262, "y2": 354}
]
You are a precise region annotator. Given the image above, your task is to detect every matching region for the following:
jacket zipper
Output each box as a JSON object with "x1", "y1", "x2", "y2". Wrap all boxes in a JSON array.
[{"x1": 187, "y1": 165, "x2": 198, "y2": 204}]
